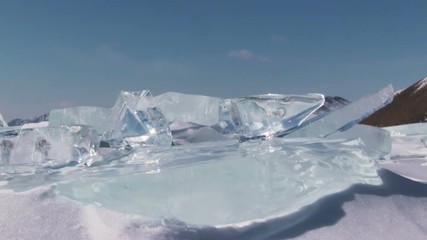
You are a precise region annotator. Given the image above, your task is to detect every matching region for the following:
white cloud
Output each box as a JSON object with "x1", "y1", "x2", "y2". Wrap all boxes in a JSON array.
[
  {"x1": 228, "y1": 49, "x2": 270, "y2": 62},
  {"x1": 228, "y1": 49, "x2": 255, "y2": 60}
]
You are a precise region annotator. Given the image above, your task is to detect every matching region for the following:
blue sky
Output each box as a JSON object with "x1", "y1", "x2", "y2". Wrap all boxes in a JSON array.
[{"x1": 1, "y1": 0, "x2": 427, "y2": 120}]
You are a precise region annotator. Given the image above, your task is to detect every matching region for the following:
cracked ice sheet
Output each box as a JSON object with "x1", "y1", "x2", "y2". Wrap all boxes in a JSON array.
[{"x1": 53, "y1": 136, "x2": 383, "y2": 227}]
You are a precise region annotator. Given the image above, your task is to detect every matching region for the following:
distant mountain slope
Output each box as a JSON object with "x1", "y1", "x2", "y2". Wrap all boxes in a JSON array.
[
  {"x1": 362, "y1": 77, "x2": 427, "y2": 127},
  {"x1": 7, "y1": 113, "x2": 49, "y2": 127}
]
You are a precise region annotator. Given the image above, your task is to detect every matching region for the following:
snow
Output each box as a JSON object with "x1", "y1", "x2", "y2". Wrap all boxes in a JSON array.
[
  {"x1": 20, "y1": 121, "x2": 49, "y2": 129},
  {"x1": 414, "y1": 77, "x2": 427, "y2": 93},
  {"x1": 294, "y1": 181, "x2": 427, "y2": 240},
  {"x1": 395, "y1": 88, "x2": 404, "y2": 95}
]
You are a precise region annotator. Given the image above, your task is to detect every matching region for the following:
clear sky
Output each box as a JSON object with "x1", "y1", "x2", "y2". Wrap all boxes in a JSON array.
[{"x1": 1, "y1": 0, "x2": 427, "y2": 120}]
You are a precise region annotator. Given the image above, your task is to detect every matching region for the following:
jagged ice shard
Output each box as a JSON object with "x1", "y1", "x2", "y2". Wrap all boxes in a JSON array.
[
  {"x1": 0, "y1": 125, "x2": 99, "y2": 167},
  {"x1": 287, "y1": 84, "x2": 394, "y2": 138},
  {"x1": 154, "y1": 92, "x2": 220, "y2": 126},
  {"x1": 6, "y1": 83, "x2": 427, "y2": 227},
  {"x1": 105, "y1": 90, "x2": 172, "y2": 147},
  {"x1": 218, "y1": 93, "x2": 325, "y2": 139},
  {"x1": 0, "y1": 113, "x2": 7, "y2": 128},
  {"x1": 49, "y1": 107, "x2": 111, "y2": 133},
  {"x1": 49, "y1": 90, "x2": 172, "y2": 148}
]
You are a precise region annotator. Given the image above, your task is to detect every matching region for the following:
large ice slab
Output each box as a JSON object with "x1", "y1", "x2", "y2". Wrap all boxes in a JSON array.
[
  {"x1": 328, "y1": 124, "x2": 391, "y2": 158},
  {"x1": 386, "y1": 123, "x2": 427, "y2": 160},
  {"x1": 49, "y1": 90, "x2": 172, "y2": 148},
  {"x1": 106, "y1": 90, "x2": 172, "y2": 147},
  {"x1": 384, "y1": 123, "x2": 427, "y2": 136},
  {"x1": 0, "y1": 126, "x2": 99, "y2": 167},
  {"x1": 218, "y1": 93, "x2": 325, "y2": 138},
  {"x1": 154, "y1": 92, "x2": 220, "y2": 126},
  {"x1": 378, "y1": 123, "x2": 427, "y2": 183},
  {"x1": 170, "y1": 122, "x2": 233, "y2": 145},
  {"x1": 54, "y1": 135, "x2": 383, "y2": 227},
  {"x1": 49, "y1": 107, "x2": 111, "y2": 133},
  {"x1": 287, "y1": 85, "x2": 394, "y2": 138}
]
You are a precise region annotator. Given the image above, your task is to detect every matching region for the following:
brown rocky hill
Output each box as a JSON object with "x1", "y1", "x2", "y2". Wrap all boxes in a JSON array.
[{"x1": 362, "y1": 77, "x2": 427, "y2": 127}]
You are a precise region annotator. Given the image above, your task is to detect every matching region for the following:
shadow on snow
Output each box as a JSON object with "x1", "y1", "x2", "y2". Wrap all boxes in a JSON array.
[{"x1": 150, "y1": 170, "x2": 427, "y2": 240}]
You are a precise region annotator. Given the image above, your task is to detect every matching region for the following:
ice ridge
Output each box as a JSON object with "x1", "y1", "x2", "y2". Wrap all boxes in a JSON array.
[{"x1": 5, "y1": 84, "x2": 423, "y2": 227}]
